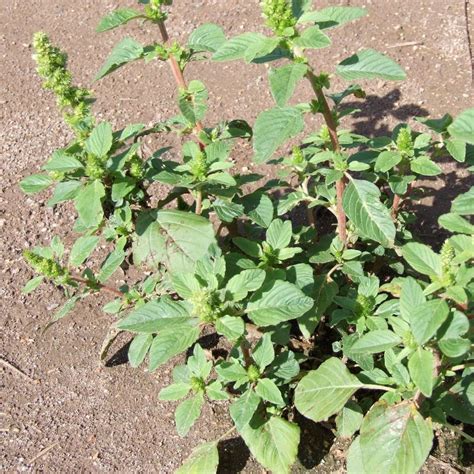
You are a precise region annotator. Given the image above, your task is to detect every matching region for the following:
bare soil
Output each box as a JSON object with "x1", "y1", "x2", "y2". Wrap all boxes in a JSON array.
[{"x1": 1, "y1": 0, "x2": 473, "y2": 472}]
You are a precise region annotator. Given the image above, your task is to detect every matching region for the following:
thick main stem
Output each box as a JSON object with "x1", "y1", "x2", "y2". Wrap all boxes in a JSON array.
[{"x1": 306, "y1": 71, "x2": 347, "y2": 243}]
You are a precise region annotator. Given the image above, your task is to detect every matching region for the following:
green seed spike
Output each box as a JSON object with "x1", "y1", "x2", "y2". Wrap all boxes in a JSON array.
[
  {"x1": 396, "y1": 127, "x2": 414, "y2": 156},
  {"x1": 261, "y1": 0, "x2": 297, "y2": 36},
  {"x1": 23, "y1": 250, "x2": 70, "y2": 283}
]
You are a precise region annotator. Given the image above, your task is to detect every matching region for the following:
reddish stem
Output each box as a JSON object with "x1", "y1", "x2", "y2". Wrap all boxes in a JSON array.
[
  {"x1": 71, "y1": 276, "x2": 123, "y2": 298},
  {"x1": 391, "y1": 183, "x2": 413, "y2": 220}
]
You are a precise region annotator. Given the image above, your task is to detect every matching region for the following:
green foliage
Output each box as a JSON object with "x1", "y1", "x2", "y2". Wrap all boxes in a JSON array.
[{"x1": 22, "y1": 1, "x2": 473, "y2": 473}]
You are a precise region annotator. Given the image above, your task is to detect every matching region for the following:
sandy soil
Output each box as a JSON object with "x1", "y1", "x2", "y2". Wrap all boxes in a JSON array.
[{"x1": 1, "y1": 0, "x2": 473, "y2": 472}]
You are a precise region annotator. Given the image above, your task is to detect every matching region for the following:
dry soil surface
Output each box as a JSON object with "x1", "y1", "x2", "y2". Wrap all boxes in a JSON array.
[{"x1": 1, "y1": 0, "x2": 473, "y2": 472}]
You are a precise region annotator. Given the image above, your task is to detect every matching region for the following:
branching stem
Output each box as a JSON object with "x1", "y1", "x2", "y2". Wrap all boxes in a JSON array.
[{"x1": 71, "y1": 276, "x2": 123, "y2": 298}]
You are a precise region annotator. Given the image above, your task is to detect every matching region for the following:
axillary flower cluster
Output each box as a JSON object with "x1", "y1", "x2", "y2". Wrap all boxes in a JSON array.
[{"x1": 32, "y1": 32, "x2": 93, "y2": 137}]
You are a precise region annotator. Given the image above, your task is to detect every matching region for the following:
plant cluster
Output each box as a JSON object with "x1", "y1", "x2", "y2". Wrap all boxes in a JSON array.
[{"x1": 21, "y1": 0, "x2": 473, "y2": 472}]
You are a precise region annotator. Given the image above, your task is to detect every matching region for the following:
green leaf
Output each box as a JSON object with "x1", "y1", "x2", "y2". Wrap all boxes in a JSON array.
[
  {"x1": 400, "y1": 277, "x2": 425, "y2": 322},
  {"x1": 176, "y1": 441, "x2": 219, "y2": 474},
  {"x1": 336, "y1": 49, "x2": 406, "y2": 81},
  {"x1": 117, "y1": 297, "x2": 191, "y2": 333},
  {"x1": 438, "y1": 213, "x2": 474, "y2": 234},
  {"x1": 48, "y1": 181, "x2": 82, "y2": 206},
  {"x1": 402, "y1": 243, "x2": 442, "y2": 278},
  {"x1": 159, "y1": 383, "x2": 191, "y2": 401},
  {"x1": 233, "y1": 237, "x2": 261, "y2": 258},
  {"x1": 22, "y1": 276, "x2": 44, "y2": 294},
  {"x1": 266, "y1": 219, "x2": 292, "y2": 250},
  {"x1": 212, "y1": 198, "x2": 243, "y2": 223},
  {"x1": 246, "y1": 280, "x2": 313, "y2": 327},
  {"x1": 293, "y1": 26, "x2": 331, "y2": 49},
  {"x1": 42, "y1": 150, "x2": 84, "y2": 172},
  {"x1": 374, "y1": 150, "x2": 402, "y2": 172},
  {"x1": 178, "y1": 80, "x2": 208, "y2": 125},
  {"x1": 74, "y1": 180, "x2": 105, "y2": 229},
  {"x1": 96, "y1": 37, "x2": 144, "y2": 80},
  {"x1": 438, "y1": 374, "x2": 474, "y2": 424},
  {"x1": 128, "y1": 333, "x2": 153, "y2": 368},
  {"x1": 451, "y1": 188, "x2": 474, "y2": 215},
  {"x1": 20, "y1": 174, "x2": 53, "y2": 194},
  {"x1": 97, "y1": 248, "x2": 125, "y2": 283},
  {"x1": 408, "y1": 348, "x2": 434, "y2": 397},
  {"x1": 252, "y1": 334, "x2": 275, "y2": 370},
  {"x1": 409, "y1": 299, "x2": 449, "y2": 345},
  {"x1": 230, "y1": 388, "x2": 261, "y2": 431},
  {"x1": 134, "y1": 210, "x2": 216, "y2": 273},
  {"x1": 148, "y1": 326, "x2": 200, "y2": 372},
  {"x1": 298, "y1": 6, "x2": 367, "y2": 29},
  {"x1": 350, "y1": 330, "x2": 401, "y2": 354},
  {"x1": 243, "y1": 36, "x2": 280, "y2": 63},
  {"x1": 438, "y1": 338, "x2": 470, "y2": 358},
  {"x1": 343, "y1": 179, "x2": 396, "y2": 247},
  {"x1": 212, "y1": 32, "x2": 264, "y2": 61},
  {"x1": 448, "y1": 108, "x2": 474, "y2": 144},
  {"x1": 225, "y1": 269, "x2": 266, "y2": 301},
  {"x1": 239, "y1": 415, "x2": 300, "y2": 474},
  {"x1": 269, "y1": 63, "x2": 308, "y2": 107},
  {"x1": 446, "y1": 138, "x2": 466, "y2": 162},
  {"x1": 243, "y1": 192, "x2": 274, "y2": 228},
  {"x1": 255, "y1": 378, "x2": 285, "y2": 406},
  {"x1": 175, "y1": 393, "x2": 204, "y2": 437},
  {"x1": 69, "y1": 236, "x2": 99, "y2": 266},
  {"x1": 336, "y1": 401, "x2": 364, "y2": 438},
  {"x1": 295, "y1": 357, "x2": 362, "y2": 422},
  {"x1": 215, "y1": 315, "x2": 245, "y2": 340},
  {"x1": 188, "y1": 23, "x2": 226, "y2": 53},
  {"x1": 253, "y1": 107, "x2": 304, "y2": 163},
  {"x1": 410, "y1": 156, "x2": 442, "y2": 176},
  {"x1": 97, "y1": 8, "x2": 142, "y2": 32},
  {"x1": 354, "y1": 402, "x2": 433, "y2": 474}
]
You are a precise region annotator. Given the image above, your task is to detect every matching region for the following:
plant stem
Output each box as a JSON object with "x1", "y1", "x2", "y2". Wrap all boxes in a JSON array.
[
  {"x1": 195, "y1": 190, "x2": 203, "y2": 215},
  {"x1": 306, "y1": 70, "x2": 347, "y2": 243},
  {"x1": 71, "y1": 276, "x2": 123, "y2": 298},
  {"x1": 240, "y1": 340, "x2": 253, "y2": 368},
  {"x1": 301, "y1": 176, "x2": 315, "y2": 226},
  {"x1": 391, "y1": 183, "x2": 413, "y2": 220},
  {"x1": 444, "y1": 422, "x2": 474, "y2": 443}
]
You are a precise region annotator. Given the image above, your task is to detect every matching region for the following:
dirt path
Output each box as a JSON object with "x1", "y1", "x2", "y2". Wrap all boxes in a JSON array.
[{"x1": 1, "y1": 0, "x2": 473, "y2": 471}]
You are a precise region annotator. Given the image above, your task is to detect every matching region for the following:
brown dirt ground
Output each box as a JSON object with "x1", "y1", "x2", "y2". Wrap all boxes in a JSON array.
[{"x1": 1, "y1": 0, "x2": 473, "y2": 472}]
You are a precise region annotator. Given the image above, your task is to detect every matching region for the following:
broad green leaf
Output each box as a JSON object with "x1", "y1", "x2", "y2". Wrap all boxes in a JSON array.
[
  {"x1": 255, "y1": 378, "x2": 285, "y2": 406},
  {"x1": 448, "y1": 108, "x2": 474, "y2": 144},
  {"x1": 22, "y1": 276, "x2": 44, "y2": 294},
  {"x1": 269, "y1": 63, "x2": 308, "y2": 106},
  {"x1": 410, "y1": 156, "x2": 442, "y2": 176},
  {"x1": 20, "y1": 174, "x2": 53, "y2": 194},
  {"x1": 42, "y1": 150, "x2": 84, "y2": 172},
  {"x1": 48, "y1": 181, "x2": 82, "y2": 206},
  {"x1": 171, "y1": 273, "x2": 201, "y2": 299},
  {"x1": 97, "y1": 8, "x2": 142, "y2": 32},
  {"x1": 355, "y1": 402, "x2": 433, "y2": 474},
  {"x1": 178, "y1": 80, "x2": 208, "y2": 125},
  {"x1": 230, "y1": 388, "x2": 261, "y2": 430},
  {"x1": 134, "y1": 210, "x2": 216, "y2": 273},
  {"x1": 374, "y1": 150, "x2": 402, "y2": 172},
  {"x1": 85, "y1": 122, "x2": 113, "y2": 157},
  {"x1": 128, "y1": 333, "x2": 153, "y2": 368},
  {"x1": 159, "y1": 383, "x2": 191, "y2": 401},
  {"x1": 439, "y1": 213, "x2": 474, "y2": 234},
  {"x1": 225, "y1": 269, "x2": 266, "y2": 301},
  {"x1": 117, "y1": 297, "x2": 191, "y2": 333},
  {"x1": 176, "y1": 441, "x2": 219, "y2": 474},
  {"x1": 438, "y1": 338, "x2": 470, "y2": 358},
  {"x1": 438, "y1": 373, "x2": 474, "y2": 424},
  {"x1": 215, "y1": 361, "x2": 248, "y2": 383},
  {"x1": 75, "y1": 180, "x2": 105, "y2": 229},
  {"x1": 336, "y1": 401, "x2": 364, "y2": 438},
  {"x1": 239, "y1": 415, "x2": 300, "y2": 474},
  {"x1": 409, "y1": 299, "x2": 449, "y2": 345},
  {"x1": 252, "y1": 334, "x2": 275, "y2": 370},
  {"x1": 212, "y1": 198, "x2": 243, "y2": 222},
  {"x1": 350, "y1": 330, "x2": 401, "y2": 354},
  {"x1": 266, "y1": 219, "x2": 292, "y2": 250},
  {"x1": 242, "y1": 192, "x2": 274, "y2": 228},
  {"x1": 246, "y1": 280, "x2": 313, "y2": 327},
  {"x1": 336, "y1": 49, "x2": 406, "y2": 81},
  {"x1": 215, "y1": 315, "x2": 245, "y2": 340},
  {"x1": 446, "y1": 138, "x2": 466, "y2": 162},
  {"x1": 343, "y1": 179, "x2": 396, "y2": 247},
  {"x1": 408, "y1": 348, "x2": 434, "y2": 397},
  {"x1": 243, "y1": 36, "x2": 280, "y2": 62},
  {"x1": 298, "y1": 6, "x2": 367, "y2": 28},
  {"x1": 253, "y1": 107, "x2": 304, "y2": 163},
  {"x1": 97, "y1": 248, "x2": 125, "y2": 283},
  {"x1": 96, "y1": 37, "x2": 144, "y2": 80},
  {"x1": 295, "y1": 357, "x2": 362, "y2": 422},
  {"x1": 293, "y1": 26, "x2": 331, "y2": 49},
  {"x1": 400, "y1": 277, "x2": 425, "y2": 322},
  {"x1": 402, "y1": 243, "x2": 442, "y2": 278},
  {"x1": 175, "y1": 393, "x2": 204, "y2": 437},
  {"x1": 69, "y1": 236, "x2": 99, "y2": 266},
  {"x1": 233, "y1": 237, "x2": 261, "y2": 258},
  {"x1": 148, "y1": 326, "x2": 200, "y2": 371},
  {"x1": 212, "y1": 32, "x2": 263, "y2": 61},
  {"x1": 188, "y1": 23, "x2": 226, "y2": 53},
  {"x1": 451, "y1": 188, "x2": 474, "y2": 215}
]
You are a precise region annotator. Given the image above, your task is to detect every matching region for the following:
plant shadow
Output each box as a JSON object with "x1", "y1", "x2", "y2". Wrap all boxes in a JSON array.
[
  {"x1": 217, "y1": 437, "x2": 251, "y2": 474},
  {"x1": 105, "y1": 339, "x2": 132, "y2": 367}
]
